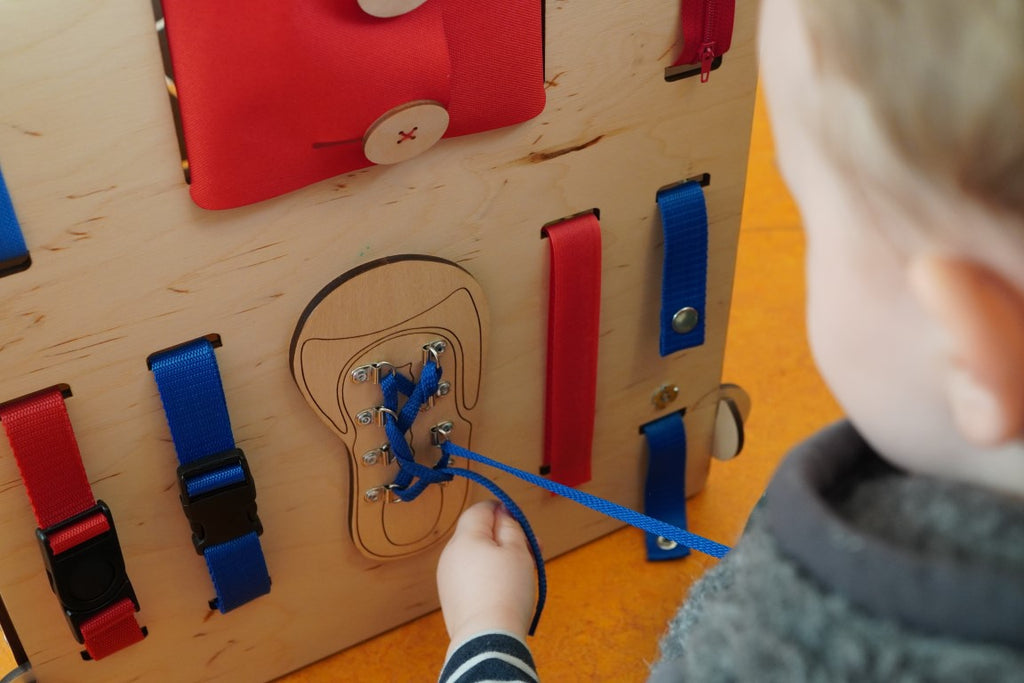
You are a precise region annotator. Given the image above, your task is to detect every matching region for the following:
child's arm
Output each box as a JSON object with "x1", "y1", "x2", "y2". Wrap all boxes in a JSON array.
[{"x1": 436, "y1": 500, "x2": 539, "y2": 682}]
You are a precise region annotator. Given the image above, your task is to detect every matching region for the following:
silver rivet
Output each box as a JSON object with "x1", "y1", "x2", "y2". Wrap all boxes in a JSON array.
[
  {"x1": 430, "y1": 421, "x2": 454, "y2": 448},
  {"x1": 351, "y1": 366, "x2": 370, "y2": 383},
  {"x1": 361, "y1": 450, "x2": 380, "y2": 466},
  {"x1": 671, "y1": 307, "x2": 699, "y2": 334},
  {"x1": 431, "y1": 420, "x2": 454, "y2": 446},
  {"x1": 437, "y1": 381, "x2": 451, "y2": 397},
  {"x1": 356, "y1": 410, "x2": 375, "y2": 426},
  {"x1": 656, "y1": 536, "x2": 678, "y2": 551},
  {"x1": 423, "y1": 340, "x2": 448, "y2": 366},
  {"x1": 364, "y1": 488, "x2": 383, "y2": 503}
]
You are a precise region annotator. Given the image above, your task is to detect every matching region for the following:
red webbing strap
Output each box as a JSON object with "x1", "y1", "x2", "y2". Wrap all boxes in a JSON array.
[
  {"x1": 0, "y1": 387, "x2": 145, "y2": 661},
  {"x1": 541, "y1": 214, "x2": 602, "y2": 488},
  {"x1": 48, "y1": 514, "x2": 110, "y2": 555},
  {"x1": 0, "y1": 388, "x2": 94, "y2": 529},
  {"x1": 78, "y1": 598, "x2": 145, "y2": 662}
]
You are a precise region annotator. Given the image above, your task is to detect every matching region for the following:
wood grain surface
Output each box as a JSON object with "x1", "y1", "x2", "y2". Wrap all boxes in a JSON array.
[
  {"x1": 269, "y1": 87, "x2": 845, "y2": 683},
  {"x1": 0, "y1": 1, "x2": 772, "y2": 680}
]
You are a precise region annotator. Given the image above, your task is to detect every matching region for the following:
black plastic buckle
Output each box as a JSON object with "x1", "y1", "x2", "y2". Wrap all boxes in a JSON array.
[
  {"x1": 177, "y1": 448, "x2": 263, "y2": 554},
  {"x1": 35, "y1": 501, "x2": 140, "y2": 644}
]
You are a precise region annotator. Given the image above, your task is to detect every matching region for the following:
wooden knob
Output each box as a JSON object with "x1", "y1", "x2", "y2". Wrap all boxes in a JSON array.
[
  {"x1": 362, "y1": 100, "x2": 450, "y2": 165},
  {"x1": 357, "y1": 0, "x2": 429, "y2": 18}
]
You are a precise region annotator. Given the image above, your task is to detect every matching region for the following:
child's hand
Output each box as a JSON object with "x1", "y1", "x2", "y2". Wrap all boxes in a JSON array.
[{"x1": 437, "y1": 500, "x2": 537, "y2": 649}]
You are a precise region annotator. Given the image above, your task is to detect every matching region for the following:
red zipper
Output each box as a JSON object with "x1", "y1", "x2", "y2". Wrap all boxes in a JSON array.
[
  {"x1": 669, "y1": 0, "x2": 734, "y2": 83},
  {"x1": 699, "y1": 0, "x2": 718, "y2": 82}
]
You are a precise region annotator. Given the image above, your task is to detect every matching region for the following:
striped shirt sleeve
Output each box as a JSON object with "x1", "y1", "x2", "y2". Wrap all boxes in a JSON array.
[{"x1": 438, "y1": 631, "x2": 538, "y2": 683}]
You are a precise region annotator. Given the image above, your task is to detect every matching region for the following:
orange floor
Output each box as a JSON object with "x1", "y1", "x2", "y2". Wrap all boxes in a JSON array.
[{"x1": 0, "y1": 92, "x2": 844, "y2": 682}]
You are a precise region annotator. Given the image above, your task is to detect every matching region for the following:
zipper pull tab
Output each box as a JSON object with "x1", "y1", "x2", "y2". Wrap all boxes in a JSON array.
[{"x1": 700, "y1": 42, "x2": 716, "y2": 83}]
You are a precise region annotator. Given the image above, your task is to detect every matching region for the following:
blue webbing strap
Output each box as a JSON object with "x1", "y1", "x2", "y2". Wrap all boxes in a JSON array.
[
  {"x1": 657, "y1": 181, "x2": 709, "y2": 356},
  {"x1": 0, "y1": 165, "x2": 31, "y2": 276},
  {"x1": 641, "y1": 412, "x2": 691, "y2": 561},
  {"x1": 149, "y1": 338, "x2": 271, "y2": 612},
  {"x1": 377, "y1": 360, "x2": 729, "y2": 634}
]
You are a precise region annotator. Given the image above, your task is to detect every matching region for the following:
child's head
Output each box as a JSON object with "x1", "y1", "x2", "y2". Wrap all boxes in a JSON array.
[{"x1": 758, "y1": 0, "x2": 1024, "y2": 495}]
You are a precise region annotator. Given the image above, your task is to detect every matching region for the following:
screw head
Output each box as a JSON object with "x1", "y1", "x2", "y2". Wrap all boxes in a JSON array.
[
  {"x1": 351, "y1": 367, "x2": 370, "y2": 383},
  {"x1": 364, "y1": 488, "x2": 382, "y2": 503},
  {"x1": 356, "y1": 410, "x2": 374, "y2": 426},
  {"x1": 362, "y1": 450, "x2": 380, "y2": 466},
  {"x1": 437, "y1": 381, "x2": 451, "y2": 397},
  {"x1": 671, "y1": 307, "x2": 700, "y2": 334},
  {"x1": 652, "y1": 384, "x2": 680, "y2": 409}
]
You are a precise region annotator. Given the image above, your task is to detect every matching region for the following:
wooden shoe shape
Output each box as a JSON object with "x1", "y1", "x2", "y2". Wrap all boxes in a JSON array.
[{"x1": 290, "y1": 256, "x2": 487, "y2": 560}]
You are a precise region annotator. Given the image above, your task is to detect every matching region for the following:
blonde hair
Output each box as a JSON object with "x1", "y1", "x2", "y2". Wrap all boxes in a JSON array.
[{"x1": 796, "y1": 0, "x2": 1024, "y2": 218}]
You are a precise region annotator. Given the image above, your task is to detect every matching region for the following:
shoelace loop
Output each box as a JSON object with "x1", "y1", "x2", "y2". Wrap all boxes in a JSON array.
[{"x1": 377, "y1": 359, "x2": 729, "y2": 636}]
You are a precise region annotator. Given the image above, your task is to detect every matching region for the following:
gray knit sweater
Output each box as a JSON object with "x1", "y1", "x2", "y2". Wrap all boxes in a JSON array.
[{"x1": 649, "y1": 421, "x2": 1024, "y2": 682}]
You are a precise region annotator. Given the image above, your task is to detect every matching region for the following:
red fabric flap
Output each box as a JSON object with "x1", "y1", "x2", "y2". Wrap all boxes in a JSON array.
[{"x1": 159, "y1": 0, "x2": 546, "y2": 209}]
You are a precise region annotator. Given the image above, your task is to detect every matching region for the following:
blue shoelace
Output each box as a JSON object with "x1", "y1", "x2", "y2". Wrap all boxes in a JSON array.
[{"x1": 377, "y1": 359, "x2": 729, "y2": 635}]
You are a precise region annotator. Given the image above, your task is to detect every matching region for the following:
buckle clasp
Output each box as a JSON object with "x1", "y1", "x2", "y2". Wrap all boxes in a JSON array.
[
  {"x1": 177, "y1": 448, "x2": 263, "y2": 554},
  {"x1": 35, "y1": 501, "x2": 140, "y2": 643}
]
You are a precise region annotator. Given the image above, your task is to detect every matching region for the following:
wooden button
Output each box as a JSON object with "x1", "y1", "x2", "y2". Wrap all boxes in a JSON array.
[
  {"x1": 357, "y1": 0, "x2": 428, "y2": 18},
  {"x1": 362, "y1": 100, "x2": 449, "y2": 165}
]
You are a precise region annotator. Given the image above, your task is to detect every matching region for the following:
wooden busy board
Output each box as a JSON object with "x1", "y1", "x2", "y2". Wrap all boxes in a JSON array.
[{"x1": 0, "y1": 1, "x2": 758, "y2": 680}]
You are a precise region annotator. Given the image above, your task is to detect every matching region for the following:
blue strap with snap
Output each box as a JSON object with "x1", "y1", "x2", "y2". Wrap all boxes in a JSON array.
[
  {"x1": 657, "y1": 181, "x2": 709, "y2": 356},
  {"x1": 641, "y1": 412, "x2": 692, "y2": 561}
]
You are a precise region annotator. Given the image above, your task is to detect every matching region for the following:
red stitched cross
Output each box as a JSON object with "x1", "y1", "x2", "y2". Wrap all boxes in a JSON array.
[{"x1": 397, "y1": 127, "x2": 418, "y2": 144}]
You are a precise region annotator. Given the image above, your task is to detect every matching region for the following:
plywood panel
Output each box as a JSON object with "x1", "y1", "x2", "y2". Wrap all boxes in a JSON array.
[{"x1": 0, "y1": 1, "x2": 758, "y2": 680}]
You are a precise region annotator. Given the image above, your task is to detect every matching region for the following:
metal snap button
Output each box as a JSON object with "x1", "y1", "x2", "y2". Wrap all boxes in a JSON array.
[{"x1": 671, "y1": 307, "x2": 700, "y2": 334}]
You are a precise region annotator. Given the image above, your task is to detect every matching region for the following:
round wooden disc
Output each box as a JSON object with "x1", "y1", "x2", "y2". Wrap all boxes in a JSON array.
[
  {"x1": 357, "y1": 0, "x2": 429, "y2": 18},
  {"x1": 362, "y1": 100, "x2": 450, "y2": 165}
]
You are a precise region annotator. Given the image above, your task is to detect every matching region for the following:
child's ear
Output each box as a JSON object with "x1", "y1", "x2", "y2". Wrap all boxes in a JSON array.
[{"x1": 909, "y1": 255, "x2": 1024, "y2": 446}]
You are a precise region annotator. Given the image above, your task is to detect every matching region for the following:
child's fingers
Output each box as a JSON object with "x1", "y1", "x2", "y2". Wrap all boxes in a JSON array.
[
  {"x1": 451, "y1": 500, "x2": 532, "y2": 552},
  {"x1": 453, "y1": 500, "x2": 501, "y2": 541},
  {"x1": 493, "y1": 502, "x2": 530, "y2": 550}
]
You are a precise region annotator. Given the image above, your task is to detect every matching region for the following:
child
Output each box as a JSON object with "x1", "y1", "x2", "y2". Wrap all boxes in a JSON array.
[{"x1": 437, "y1": 0, "x2": 1024, "y2": 679}]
